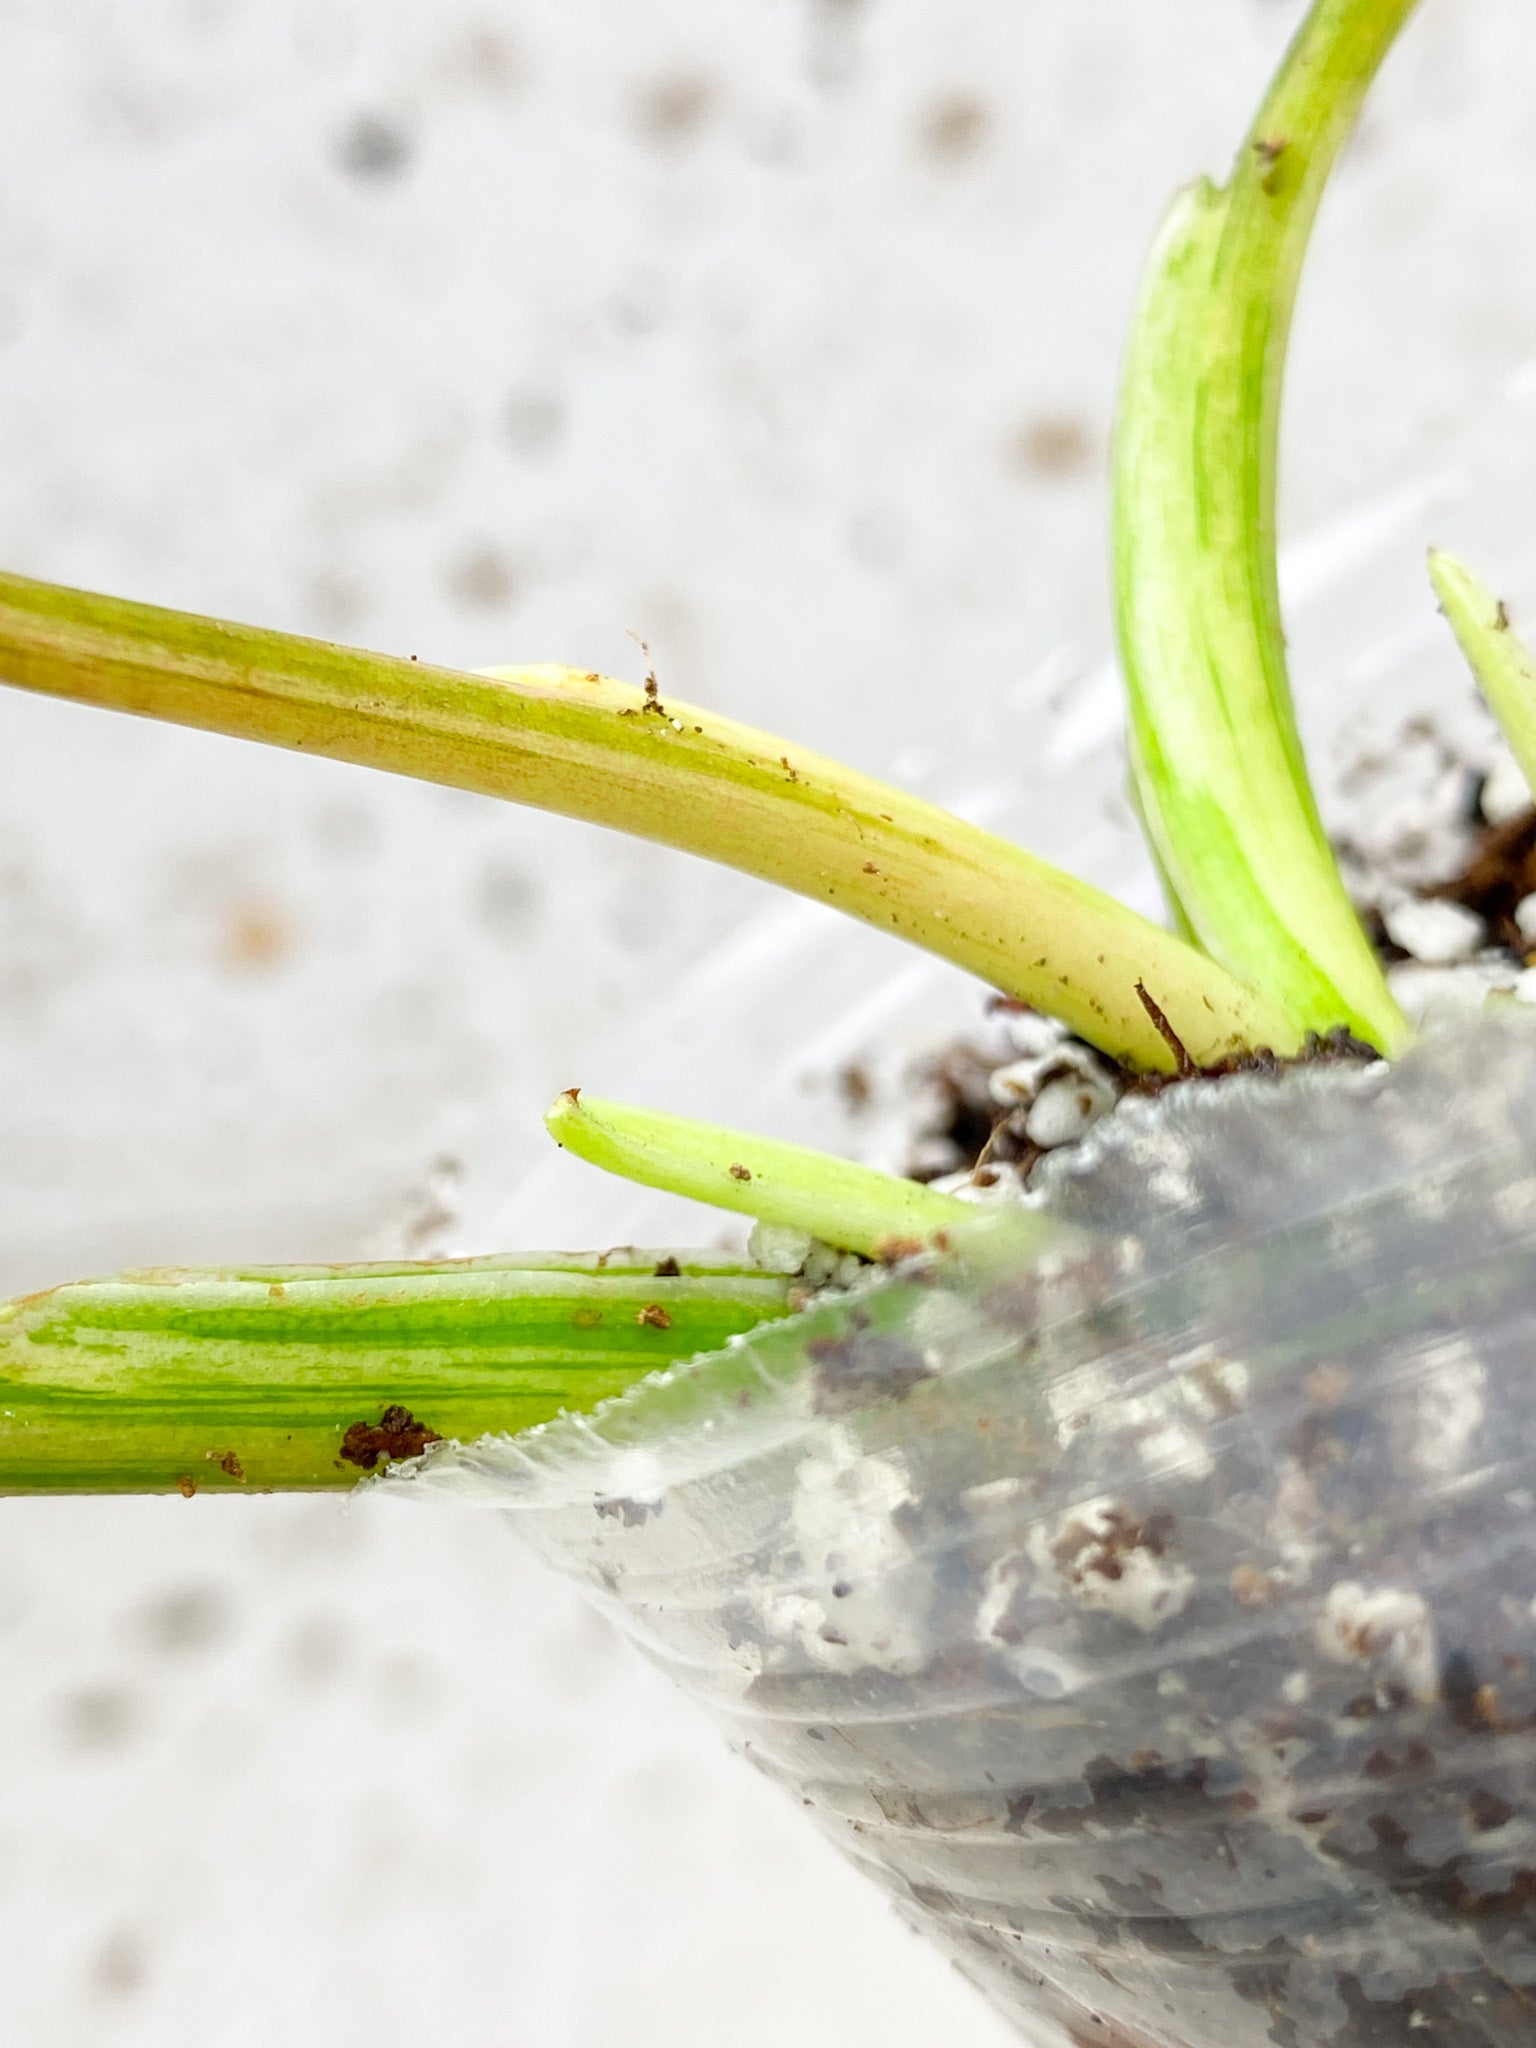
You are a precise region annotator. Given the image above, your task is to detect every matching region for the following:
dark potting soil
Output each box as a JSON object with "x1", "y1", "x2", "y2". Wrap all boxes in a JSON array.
[
  {"x1": 907, "y1": 804, "x2": 1536, "y2": 1195},
  {"x1": 524, "y1": 1020, "x2": 1536, "y2": 2048}
]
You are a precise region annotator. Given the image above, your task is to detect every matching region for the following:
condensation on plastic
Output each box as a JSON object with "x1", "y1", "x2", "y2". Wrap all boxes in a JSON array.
[{"x1": 391, "y1": 1012, "x2": 1536, "y2": 2048}]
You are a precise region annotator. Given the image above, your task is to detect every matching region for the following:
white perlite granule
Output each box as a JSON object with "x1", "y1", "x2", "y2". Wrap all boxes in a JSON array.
[
  {"x1": 1316, "y1": 1580, "x2": 1439, "y2": 1704},
  {"x1": 1381, "y1": 895, "x2": 1486, "y2": 964},
  {"x1": 1481, "y1": 749, "x2": 1532, "y2": 825},
  {"x1": 767, "y1": 1431, "x2": 932, "y2": 1675},
  {"x1": 1026, "y1": 1497, "x2": 1196, "y2": 1633},
  {"x1": 1386, "y1": 956, "x2": 1523, "y2": 1026}
]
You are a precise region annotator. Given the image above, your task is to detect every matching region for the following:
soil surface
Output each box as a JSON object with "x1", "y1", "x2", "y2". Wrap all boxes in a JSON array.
[{"x1": 907, "y1": 778, "x2": 1536, "y2": 1196}]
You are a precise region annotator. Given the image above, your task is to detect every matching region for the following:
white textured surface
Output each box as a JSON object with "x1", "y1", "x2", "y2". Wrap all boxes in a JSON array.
[{"x1": 1, "y1": 1, "x2": 1535, "y2": 2042}]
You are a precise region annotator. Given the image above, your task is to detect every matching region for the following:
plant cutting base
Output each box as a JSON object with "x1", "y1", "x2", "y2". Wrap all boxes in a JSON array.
[{"x1": 393, "y1": 1013, "x2": 1536, "y2": 2048}]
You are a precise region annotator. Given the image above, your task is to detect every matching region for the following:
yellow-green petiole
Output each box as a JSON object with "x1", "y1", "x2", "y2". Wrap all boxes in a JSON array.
[
  {"x1": 1114, "y1": 0, "x2": 1417, "y2": 1055},
  {"x1": 0, "y1": 570, "x2": 1295, "y2": 1072}
]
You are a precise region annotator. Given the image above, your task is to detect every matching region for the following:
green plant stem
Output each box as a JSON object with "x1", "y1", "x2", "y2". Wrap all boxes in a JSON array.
[
  {"x1": 546, "y1": 1093, "x2": 1010, "y2": 1260},
  {"x1": 1114, "y1": 0, "x2": 1416, "y2": 1055},
  {"x1": 0, "y1": 571, "x2": 1297, "y2": 1070},
  {"x1": 0, "y1": 1252, "x2": 794, "y2": 1494},
  {"x1": 1429, "y1": 552, "x2": 1536, "y2": 800}
]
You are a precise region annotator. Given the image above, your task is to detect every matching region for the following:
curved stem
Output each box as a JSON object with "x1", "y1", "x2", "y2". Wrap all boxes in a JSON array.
[
  {"x1": 1429, "y1": 552, "x2": 1536, "y2": 802},
  {"x1": 1114, "y1": 0, "x2": 1417, "y2": 1054},
  {"x1": 0, "y1": 570, "x2": 1296, "y2": 1070},
  {"x1": 546, "y1": 1093, "x2": 1003, "y2": 1260},
  {"x1": 0, "y1": 1252, "x2": 794, "y2": 1494}
]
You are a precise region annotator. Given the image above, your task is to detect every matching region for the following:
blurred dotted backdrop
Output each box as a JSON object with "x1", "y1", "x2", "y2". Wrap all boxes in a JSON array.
[{"x1": 1, "y1": 2, "x2": 1534, "y2": 2042}]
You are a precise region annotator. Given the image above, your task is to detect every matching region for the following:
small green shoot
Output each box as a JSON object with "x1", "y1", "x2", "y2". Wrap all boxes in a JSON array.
[
  {"x1": 1114, "y1": 0, "x2": 1416, "y2": 1055},
  {"x1": 545, "y1": 1092, "x2": 1002, "y2": 1260},
  {"x1": 1429, "y1": 552, "x2": 1536, "y2": 805}
]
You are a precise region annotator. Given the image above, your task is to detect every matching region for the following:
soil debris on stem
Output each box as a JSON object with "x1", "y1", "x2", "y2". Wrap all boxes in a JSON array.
[{"x1": 338, "y1": 1406, "x2": 443, "y2": 1471}]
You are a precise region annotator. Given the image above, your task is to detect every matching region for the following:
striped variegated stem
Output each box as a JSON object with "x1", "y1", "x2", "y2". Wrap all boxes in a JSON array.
[{"x1": 0, "y1": 1251, "x2": 794, "y2": 1494}]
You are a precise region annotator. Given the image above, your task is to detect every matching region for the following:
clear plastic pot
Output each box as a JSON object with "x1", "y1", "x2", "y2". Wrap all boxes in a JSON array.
[{"x1": 395, "y1": 1013, "x2": 1536, "y2": 2048}]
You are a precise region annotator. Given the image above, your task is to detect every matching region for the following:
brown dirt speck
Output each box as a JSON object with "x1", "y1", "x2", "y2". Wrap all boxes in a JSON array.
[
  {"x1": 338, "y1": 1405, "x2": 442, "y2": 1471},
  {"x1": 175, "y1": 1474, "x2": 197, "y2": 1499},
  {"x1": 625, "y1": 630, "x2": 667, "y2": 714},
  {"x1": 636, "y1": 1302, "x2": 673, "y2": 1330},
  {"x1": 1050, "y1": 1506, "x2": 1175, "y2": 1586},
  {"x1": 653, "y1": 1255, "x2": 681, "y2": 1277},
  {"x1": 728, "y1": 1162, "x2": 753, "y2": 1182},
  {"x1": 875, "y1": 1234, "x2": 927, "y2": 1267},
  {"x1": 1423, "y1": 803, "x2": 1536, "y2": 952},
  {"x1": 1253, "y1": 133, "x2": 1289, "y2": 193}
]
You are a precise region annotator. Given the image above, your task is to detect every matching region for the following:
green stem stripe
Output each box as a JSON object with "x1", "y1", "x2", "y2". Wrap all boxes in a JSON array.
[
  {"x1": 0, "y1": 1252, "x2": 793, "y2": 1494},
  {"x1": 546, "y1": 1092, "x2": 1007, "y2": 1260},
  {"x1": 0, "y1": 570, "x2": 1295, "y2": 1071},
  {"x1": 1114, "y1": 0, "x2": 1416, "y2": 1054},
  {"x1": 1429, "y1": 552, "x2": 1536, "y2": 803}
]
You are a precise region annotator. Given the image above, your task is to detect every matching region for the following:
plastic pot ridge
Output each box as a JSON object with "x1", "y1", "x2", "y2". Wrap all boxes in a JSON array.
[{"x1": 395, "y1": 1014, "x2": 1536, "y2": 2048}]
